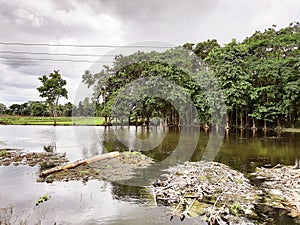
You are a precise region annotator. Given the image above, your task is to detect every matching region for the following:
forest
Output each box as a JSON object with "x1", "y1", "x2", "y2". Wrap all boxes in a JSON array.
[{"x1": 83, "y1": 22, "x2": 300, "y2": 129}]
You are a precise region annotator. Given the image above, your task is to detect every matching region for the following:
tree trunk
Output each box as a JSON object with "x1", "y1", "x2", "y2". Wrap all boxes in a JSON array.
[
  {"x1": 53, "y1": 104, "x2": 57, "y2": 126},
  {"x1": 276, "y1": 118, "x2": 282, "y2": 130},
  {"x1": 245, "y1": 113, "x2": 250, "y2": 127},
  {"x1": 104, "y1": 116, "x2": 108, "y2": 126},
  {"x1": 170, "y1": 109, "x2": 173, "y2": 126},
  {"x1": 251, "y1": 118, "x2": 257, "y2": 130},
  {"x1": 263, "y1": 120, "x2": 267, "y2": 130},
  {"x1": 235, "y1": 107, "x2": 238, "y2": 126},
  {"x1": 252, "y1": 129, "x2": 256, "y2": 138},
  {"x1": 225, "y1": 112, "x2": 230, "y2": 129},
  {"x1": 291, "y1": 112, "x2": 295, "y2": 128},
  {"x1": 40, "y1": 151, "x2": 120, "y2": 177},
  {"x1": 142, "y1": 114, "x2": 146, "y2": 126},
  {"x1": 240, "y1": 112, "x2": 243, "y2": 128}
]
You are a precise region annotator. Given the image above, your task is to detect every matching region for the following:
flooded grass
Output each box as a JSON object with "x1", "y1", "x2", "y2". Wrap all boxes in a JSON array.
[{"x1": 0, "y1": 116, "x2": 105, "y2": 125}]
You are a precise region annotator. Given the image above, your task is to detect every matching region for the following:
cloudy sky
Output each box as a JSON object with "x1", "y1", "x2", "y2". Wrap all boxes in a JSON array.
[{"x1": 0, "y1": 0, "x2": 299, "y2": 106}]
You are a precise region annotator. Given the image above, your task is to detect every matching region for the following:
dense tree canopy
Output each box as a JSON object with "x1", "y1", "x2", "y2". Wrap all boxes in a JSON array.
[{"x1": 83, "y1": 22, "x2": 300, "y2": 129}]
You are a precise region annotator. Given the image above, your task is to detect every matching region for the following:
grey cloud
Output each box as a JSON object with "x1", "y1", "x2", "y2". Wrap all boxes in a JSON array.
[{"x1": 0, "y1": 0, "x2": 299, "y2": 106}]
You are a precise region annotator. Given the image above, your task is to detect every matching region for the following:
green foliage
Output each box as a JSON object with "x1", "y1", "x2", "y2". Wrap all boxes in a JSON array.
[
  {"x1": 0, "y1": 150, "x2": 7, "y2": 157},
  {"x1": 79, "y1": 170, "x2": 90, "y2": 175},
  {"x1": 206, "y1": 22, "x2": 300, "y2": 128},
  {"x1": 37, "y1": 70, "x2": 68, "y2": 125},
  {"x1": 37, "y1": 70, "x2": 68, "y2": 105},
  {"x1": 193, "y1": 39, "x2": 220, "y2": 60},
  {"x1": 82, "y1": 23, "x2": 300, "y2": 129},
  {"x1": 229, "y1": 202, "x2": 244, "y2": 216},
  {"x1": 35, "y1": 194, "x2": 51, "y2": 206},
  {"x1": 82, "y1": 47, "x2": 215, "y2": 126}
]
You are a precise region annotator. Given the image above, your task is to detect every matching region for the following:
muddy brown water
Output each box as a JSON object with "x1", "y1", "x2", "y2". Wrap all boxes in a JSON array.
[{"x1": 0, "y1": 125, "x2": 299, "y2": 224}]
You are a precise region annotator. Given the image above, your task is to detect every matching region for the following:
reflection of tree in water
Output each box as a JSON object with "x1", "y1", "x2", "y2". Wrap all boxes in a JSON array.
[
  {"x1": 110, "y1": 182, "x2": 148, "y2": 204},
  {"x1": 288, "y1": 132, "x2": 300, "y2": 169},
  {"x1": 215, "y1": 129, "x2": 300, "y2": 172},
  {"x1": 142, "y1": 127, "x2": 180, "y2": 161},
  {"x1": 102, "y1": 127, "x2": 129, "y2": 153}
]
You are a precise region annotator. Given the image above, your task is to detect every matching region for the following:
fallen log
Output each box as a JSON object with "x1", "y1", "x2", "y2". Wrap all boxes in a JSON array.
[{"x1": 39, "y1": 151, "x2": 120, "y2": 177}]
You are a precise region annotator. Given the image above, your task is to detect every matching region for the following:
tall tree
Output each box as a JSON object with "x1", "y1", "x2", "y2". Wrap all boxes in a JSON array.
[{"x1": 37, "y1": 70, "x2": 68, "y2": 126}]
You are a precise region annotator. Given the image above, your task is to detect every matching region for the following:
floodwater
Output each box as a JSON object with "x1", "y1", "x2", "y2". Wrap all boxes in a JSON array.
[{"x1": 0, "y1": 125, "x2": 299, "y2": 224}]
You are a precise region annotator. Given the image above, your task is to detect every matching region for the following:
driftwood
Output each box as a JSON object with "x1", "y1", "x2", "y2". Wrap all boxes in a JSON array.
[
  {"x1": 39, "y1": 151, "x2": 120, "y2": 177},
  {"x1": 152, "y1": 162, "x2": 261, "y2": 224}
]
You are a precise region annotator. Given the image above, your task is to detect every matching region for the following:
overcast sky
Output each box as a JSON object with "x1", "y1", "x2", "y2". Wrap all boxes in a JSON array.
[{"x1": 0, "y1": 0, "x2": 299, "y2": 106}]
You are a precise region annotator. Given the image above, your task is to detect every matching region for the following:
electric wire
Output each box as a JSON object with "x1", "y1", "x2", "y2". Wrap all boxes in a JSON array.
[
  {"x1": 0, "y1": 56, "x2": 113, "y2": 63},
  {"x1": 0, "y1": 50, "x2": 117, "y2": 57},
  {"x1": 0, "y1": 41, "x2": 171, "y2": 48}
]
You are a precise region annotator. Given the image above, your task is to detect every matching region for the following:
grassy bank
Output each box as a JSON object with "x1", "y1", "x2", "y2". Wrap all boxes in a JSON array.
[
  {"x1": 0, "y1": 116, "x2": 105, "y2": 126},
  {"x1": 282, "y1": 128, "x2": 300, "y2": 133}
]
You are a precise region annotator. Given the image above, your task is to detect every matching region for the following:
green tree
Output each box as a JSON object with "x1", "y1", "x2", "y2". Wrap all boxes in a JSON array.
[
  {"x1": 37, "y1": 70, "x2": 68, "y2": 126},
  {"x1": 0, "y1": 103, "x2": 7, "y2": 115},
  {"x1": 207, "y1": 40, "x2": 252, "y2": 128},
  {"x1": 28, "y1": 101, "x2": 49, "y2": 116},
  {"x1": 194, "y1": 39, "x2": 220, "y2": 60}
]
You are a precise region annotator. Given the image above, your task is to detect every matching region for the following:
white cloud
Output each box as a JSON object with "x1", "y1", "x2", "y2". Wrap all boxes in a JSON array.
[{"x1": 14, "y1": 8, "x2": 45, "y2": 27}]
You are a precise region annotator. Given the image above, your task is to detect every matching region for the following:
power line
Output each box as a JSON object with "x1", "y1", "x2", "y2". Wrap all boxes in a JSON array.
[
  {"x1": 0, "y1": 50, "x2": 117, "y2": 57},
  {"x1": 0, "y1": 41, "x2": 171, "y2": 48},
  {"x1": 0, "y1": 56, "x2": 113, "y2": 63},
  {"x1": 0, "y1": 61, "x2": 92, "y2": 67}
]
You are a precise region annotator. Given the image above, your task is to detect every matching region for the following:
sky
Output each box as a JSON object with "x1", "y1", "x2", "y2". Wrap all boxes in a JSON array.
[{"x1": 0, "y1": 0, "x2": 299, "y2": 106}]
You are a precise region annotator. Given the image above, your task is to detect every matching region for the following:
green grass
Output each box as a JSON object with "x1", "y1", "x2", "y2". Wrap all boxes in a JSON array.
[
  {"x1": 282, "y1": 128, "x2": 300, "y2": 133},
  {"x1": 0, "y1": 116, "x2": 105, "y2": 126}
]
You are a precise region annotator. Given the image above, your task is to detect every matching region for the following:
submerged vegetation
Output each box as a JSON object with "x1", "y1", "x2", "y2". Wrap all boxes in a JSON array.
[{"x1": 0, "y1": 116, "x2": 105, "y2": 125}]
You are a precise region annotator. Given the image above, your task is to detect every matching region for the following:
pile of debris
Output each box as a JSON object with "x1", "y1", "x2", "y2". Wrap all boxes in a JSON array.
[
  {"x1": 152, "y1": 161, "x2": 260, "y2": 224},
  {"x1": 0, "y1": 148, "x2": 68, "y2": 168},
  {"x1": 251, "y1": 165, "x2": 300, "y2": 218}
]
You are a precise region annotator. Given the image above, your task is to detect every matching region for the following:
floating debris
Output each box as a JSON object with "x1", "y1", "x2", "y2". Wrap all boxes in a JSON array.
[
  {"x1": 0, "y1": 149, "x2": 68, "y2": 167},
  {"x1": 250, "y1": 165, "x2": 300, "y2": 218},
  {"x1": 151, "y1": 161, "x2": 260, "y2": 224}
]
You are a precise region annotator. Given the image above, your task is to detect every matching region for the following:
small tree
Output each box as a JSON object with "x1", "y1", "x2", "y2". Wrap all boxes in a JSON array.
[{"x1": 37, "y1": 70, "x2": 68, "y2": 126}]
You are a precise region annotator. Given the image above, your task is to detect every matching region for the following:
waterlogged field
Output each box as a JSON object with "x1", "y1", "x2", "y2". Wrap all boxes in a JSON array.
[
  {"x1": 0, "y1": 116, "x2": 105, "y2": 125},
  {"x1": 0, "y1": 125, "x2": 299, "y2": 224}
]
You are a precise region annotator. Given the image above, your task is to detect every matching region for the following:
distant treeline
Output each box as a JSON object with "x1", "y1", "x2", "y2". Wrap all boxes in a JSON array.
[
  {"x1": 82, "y1": 22, "x2": 300, "y2": 129},
  {"x1": 0, "y1": 97, "x2": 95, "y2": 117}
]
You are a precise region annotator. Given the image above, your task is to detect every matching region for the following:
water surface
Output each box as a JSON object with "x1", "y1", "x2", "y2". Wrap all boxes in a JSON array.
[{"x1": 0, "y1": 125, "x2": 299, "y2": 224}]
